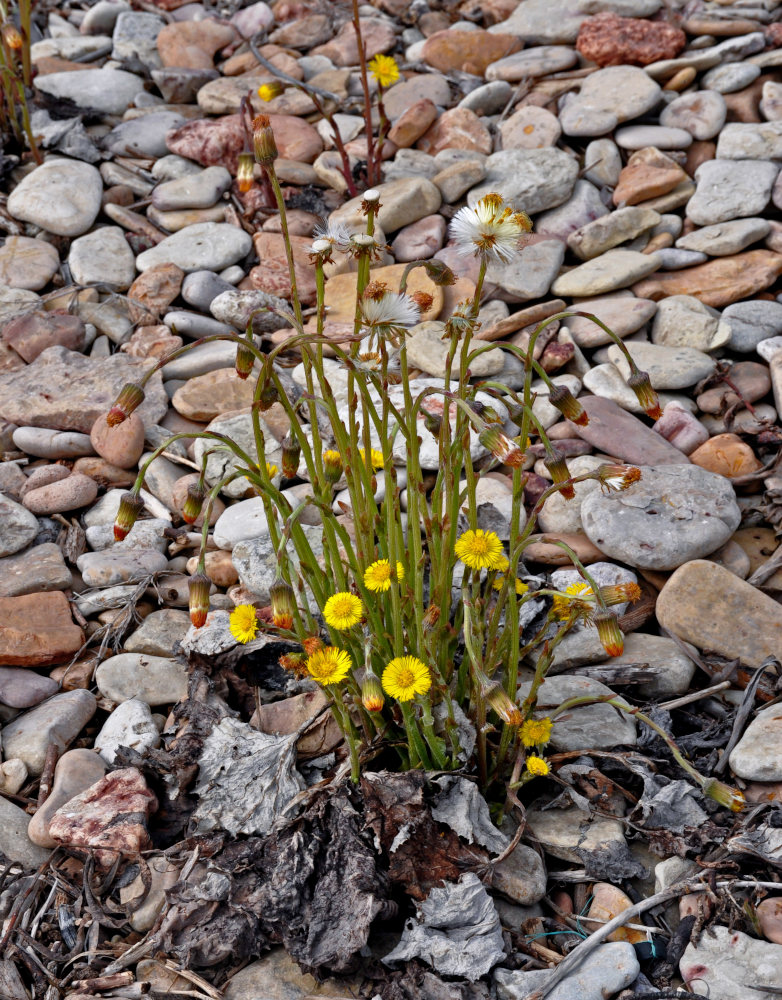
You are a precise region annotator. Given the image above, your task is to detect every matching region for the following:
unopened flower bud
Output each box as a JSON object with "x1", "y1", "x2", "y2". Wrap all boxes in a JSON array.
[
  {"x1": 422, "y1": 408, "x2": 442, "y2": 437},
  {"x1": 281, "y1": 433, "x2": 301, "y2": 479},
  {"x1": 323, "y1": 449, "x2": 343, "y2": 485},
  {"x1": 548, "y1": 383, "x2": 588, "y2": 426},
  {"x1": 545, "y1": 449, "x2": 574, "y2": 500},
  {"x1": 627, "y1": 370, "x2": 663, "y2": 420},
  {"x1": 107, "y1": 382, "x2": 145, "y2": 427},
  {"x1": 270, "y1": 578, "x2": 296, "y2": 630},
  {"x1": 361, "y1": 671, "x2": 385, "y2": 712},
  {"x1": 188, "y1": 571, "x2": 211, "y2": 628},
  {"x1": 594, "y1": 608, "x2": 624, "y2": 657},
  {"x1": 479, "y1": 426, "x2": 525, "y2": 468},
  {"x1": 256, "y1": 381, "x2": 278, "y2": 411},
  {"x1": 702, "y1": 778, "x2": 746, "y2": 813},
  {"x1": 182, "y1": 482, "x2": 206, "y2": 524},
  {"x1": 484, "y1": 681, "x2": 523, "y2": 726},
  {"x1": 235, "y1": 338, "x2": 255, "y2": 380},
  {"x1": 114, "y1": 491, "x2": 144, "y2": 541},
  {"x1": 596, "y1": 463, "x2": 642, "y2": 495},
  {"x1": 598, "y1": 582, "x2": 642, "y2": 607},
  {"x1": 2, "y1": 22, "x2": 23, "y2": 49},
  {"x1": 252, "y1": 113, "x2": 278, "y2": 165},
  {"x1": 423, "y1": 259, "x2": 456, "y2": 286},
  {"x1": 236, "y1": 151, "x2": 254, "y2": 193},
  {"x1": 257, "y1": 81, "x2": 283, "y2": 103}
]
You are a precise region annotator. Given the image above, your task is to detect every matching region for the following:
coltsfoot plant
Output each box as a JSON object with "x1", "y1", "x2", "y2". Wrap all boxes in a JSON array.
[{"x1": 107, "y1": 116, "x2": 743, "y2": 812}]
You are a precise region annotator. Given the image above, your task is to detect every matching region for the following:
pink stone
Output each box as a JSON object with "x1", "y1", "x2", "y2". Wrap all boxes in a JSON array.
[
  {"x1": 311, "y1": 18, "x2": 395, "y2": 67},
  {"x1": 388, "y1": 99, "x2": 439, "y2": 149},
  {"x1": 417, "y1": 107, "x2": 492, "y2": 156},
  {"x1": 757, "y1": 897, "x2": 782, "y2": 944},
  {"x1": 391, "y1": 214, "x2": 446, "y2": 263},
  {"x1": 653, "y1": 401, "x2": 709, "y2": 455},
  {"x1": 576, "y1": 11, "x2": 686, "y2": 68},
  {"x1": 156, "y1": 19, "x2": 237, "y2": 69},
  {"x1": 48, "y1": 767, "x2": 158, "y2": 868}
]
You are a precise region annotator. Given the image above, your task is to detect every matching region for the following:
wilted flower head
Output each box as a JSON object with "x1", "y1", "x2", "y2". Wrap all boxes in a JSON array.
[
  {"x1": 484, "y1": 682, "x2": 523, "y2": 726},
  {"x1": 252, "y1": 113, "x2": 277, "y2": 165},
  {"x1": 703, "y1": 778, "x2": 746, "y2": 813},
  {"x1": 323, "y1": 449, "x2": 343, "y2": 485},
  {"x1": 281, "y1": 433, "x2": 301, "y2": 479},
  {"x1": 595, "y1": 464, "x2": 642, "y2": 495},
  {"x1": 598, "y1": 582, "x2": 642, "y2": 607},
  {"x1": 182, "y1": 481, "x2": 206, "y2": 524},
  {"x1": 1, "y1": 22, "x2": 23, "y2": 49},
  {"x1": 544, "y1": 448, "x2": 574, "y2": 500},
  {"x1": 368, "y1": 53, "x2": 399, "y2": 88},
  {"x1": 423, "y1": 259, "x2": 456, "y2": 286},
  {"x1": 479, "y1": 426, "x2": 525, "y2": 468},
  {"x1": 450, "y1": 192, "x2": 532, "y2": 264}
]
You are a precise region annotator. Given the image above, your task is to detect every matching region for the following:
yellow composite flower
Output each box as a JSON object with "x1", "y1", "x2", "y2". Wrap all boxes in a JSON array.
[
  {"x1": 323, "y1": 592, "x2": 363, "y2": 630},
  {"x1": 525, "y1": 755, "x2": 550, "y2": 777},
  {"x1": 306, "y1": 646, "x2": 353, "y2": 686},
  {"x1": 454, "y1": 529, "x2": 505, "y2": 571},
  {"x1": 229, "y1": 604, "x2": 259, "y2": 644},
  {"x1": 359, "y1": 447, "x2": 385, "y2": 470},
  {"x1": 551, "y1": 581, "x2": 594, "y2": 620},
  {"x1": 382, "y1": 655, "x2": 431, "y2": 702},
  {"x1": 520, "y1": 716, "x2": 553, "y2": 748},
  {"x1": 368, "y1": 53, "x2": 400, "y2": 88},
  {"x1": 492, "y1": 575, "x2": 529, "y2": 596},
  {"x1": 257, "y1": 81, "x2": 283, "y2": 102},
  {"x1": 363, "y1": 558, "x2": 404, "y2": 592}
]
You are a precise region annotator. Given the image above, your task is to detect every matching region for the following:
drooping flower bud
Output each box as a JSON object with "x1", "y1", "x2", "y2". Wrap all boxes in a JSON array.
[
  {"x1": 627, "y1": 370, "x2": 663, "y2": 420},
  {"x1": 252, "y1": 113, "x2": 278, "y2": 165},
  {"x1": 361, "y1": 670, "x2": 385, "y2": 712},
  {"x1": 269, "y1": 578, "x2": 296, "y2": 630},
  {"x1": 256, "y1": 380, "x2": 278, "y2": 411},
  {"x1": 484, "y1": 681, "x2": 523, "y2": 726},
  {"x1": 422, "y1": 408, "x2": 442, "y2": 437},
  {"x1": 2, "y1": 22, "x2": 23, "y2": 49},
  {"x1": 236, "y1": 151, "x2": 255, "y2": 193},
  {"x1": 594, "y1": 608, "x2": 624, "y2": 657},
  {"x1": 235, "y1": 337, "x2": 255, "y2": 380},
  {"x1": 322, "y1": 449, "x2": 343, "y2": 485},
  {"x1": 544, "y1": 449, "x2": 574, "y2": 500},
  {"x1": 114, "y1": 491, "x2": 144, "y2": 541},
  {"x1": 479, "y1": 426, "x2": 525, "y2": 468},
  {"x1": 595, "y1": 463, "x2": 642, "y2": 495},
  {"x1": 423, "y1": 259, "x2": 456, "y2": 286},
  {"x1": 598, "y1": 582, "x2": 642, "y2": 607},
  {"x1": 107, "y1": 382, "x2": 145, "y2": 427},
  {"x1": 422, "y1": 604, "x2": 440, "y2": 633},
  {"x1": 188, "y1": 571, "x2": 211, "y2": 628},
  {"x1": 182, "y1": 481, "x2": 206, "y2": 524},
  {"x1": 281, "y1": 433, "x2": 301, "y2": 480},
  {"x1": 547, "y1": 383, "x2": 588, "y2": 426},
  {"x1": 702, "y1": 778, "x2": 746, "y2": 813}
]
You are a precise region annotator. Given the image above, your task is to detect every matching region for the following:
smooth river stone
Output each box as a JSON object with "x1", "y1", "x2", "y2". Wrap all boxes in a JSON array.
[
  {"x1": 658, "y1": 560, "x2": 782, "y2": 670},
  {"x1": 568, "y1": 396, "x2": 689, "y2": 465},
  {"x1": 566, "y1": 292, "x2": 657, "y2": 347},
  {"x1": 28, "y1": 748, "x2": 108, "y2": 848},
  {"x1": 0, "y1": 591, "x2": 85, "y2": 667},
  {"x1": 1, "y1": 689, "x2": 97, "y2": 776},
  {"x1": 551, "y1": 250, "x2": 661, "y2": 297},
  {"x1": 729, "y1": 704, "x2": 782, "y2": 782},
  {"x1": 95, "y1": 652, "x2": 189, "y2": 706},
  {"x1": 607, "y1": 341, "x2": 715, "y2": 390},
  {"x1": 581, "y1": 465, "x2": 740, "y2": 571},
  {"x1": 632, "y1": 251, "x2": 782, "y2": 309},
  {"x1": 0, "y1": 236, "x2": 60, "y2": 291}
]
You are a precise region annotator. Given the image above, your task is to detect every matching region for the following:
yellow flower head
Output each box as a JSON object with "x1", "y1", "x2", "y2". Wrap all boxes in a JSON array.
[
  {"x1": 359, "y1": 447, "x2": 385, "y2": 470},
  {"x1": 525, "y1": 755, "x2": 550, "y2": 777},
  {"x1": 323, "y1": 592, "x2": 363, "y2": 630},
  {"x1": 306, "y1": 646, "x2": 353, "y2": 686},
  {"x1": 495, "y1": 554, "x2": 510, "y2": 574},
  {"x1": 368, "y1": 53, "x2": 399, "y2": 88},
  {"x1": 455, "y1": 529, "x2": 505, "y2": 571},
  {"x1": 551, "y1": 581, "x2": 594, "y2": 620},
  {"x1": 229, "y1": 604, "x2": 259, "y2": 644},
  {"x1": 257, "y1": 81, "x2": 283, "y2": 102},
  {"x1": 382, "y1": 655, "x2": 431, "y2": 702},
  {"x1": 492, "y1": 575, "x2": 529, "y2": 596},
  {"x1": 363, "y1": 558, "x2": 403, "y2": 593},
  {"x1": 520, "y1": 716, "x2": 553, "y2": 748}
]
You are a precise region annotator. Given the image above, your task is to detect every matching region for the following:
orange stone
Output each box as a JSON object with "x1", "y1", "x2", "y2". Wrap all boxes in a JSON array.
[
  {"x1": 0, "y1": 592, "x2": 84, "y2": 667},
  {"x1": 689, "y1": 432, "x2": 762, "y2": 479},
  {"x1": 632, "y1": 250, "x2": 782, "y2": 308},
  {"x1": 421, "y1": 28, "x2": 520, "y2": 75},
  {"x1": 417, "y1": 107, "x2": 492, "y2": 156},
  {"x1": 613, "y1": 146, "x2": 688, "y2": 206}
]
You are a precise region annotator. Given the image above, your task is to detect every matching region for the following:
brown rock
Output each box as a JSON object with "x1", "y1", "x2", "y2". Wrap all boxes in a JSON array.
[
  {"x1": 584, "y1": 883, "x2": 647, "y2": 943},
  {"x1": 156, "y1": 19, "x2": 237, "y2": 69},
  {"x1": 576, "y1": 12, "x2": 685, "y2": 68},
  {"x1": 127, "y1": 263, "x2": 184, "y2": 323},
  {"x1": 269, "y1": 13, "x2": 332, "y2": 49},
  {"x1": 121, "y1": 325, "x2": 183, "y2": 360},
  {"x1": 34, "y1": 55, "x2": 100, "y2": 74},
  {"x1": 23, "y1": 465, "x2": 71, "y2": 493},
  {"x1": 90, "y1": 411, "x2": 145, "y2": 469},
  {"x1": 757, "y1": 897, "x2": 782, "y2": 945},
  {"x1": 421, "y1": 28, "x2": 520, "y2": 75},
  {"x1": 632, "y1": 250, "x2": 782, "y2": 308},
  {"x1": 688, "y1": 433, "x2": 762, "y2": 480},
  {"x1": 250, "y1": 231, "x2": 317, "y2": 305},
  {"x1": 72, "y1": 456, "x2": 137, "y2": 488},
  {"x1": 0, "y1": 341, "x2": 25, "y2": 373},
  {"x1": 684, "y1": 140, "x2": 717, "y2": 178},
  {"x1": 2, "y1": 310, "x2": 85, "y2": 363},
  {"x1": 311, "y1": 18, "x2": 395, "y2": 67},
  {"x1": 766, "y1": 23, "x2": 782, "y2": 47},
  {"x1": 388, "y1": 99, "x2": 439, "y2": 148},
  {"x1": 523, "y1": 532, "x2": 605, "y2": 565},
  {"x1": 417, "y1": 107, "x2": 492, "y2": 156},
  {"x1": 23, "y1": 472, "x2": 99, "y2": 515},
  {"x1": 696, "y1": 361, "x2": 771, "y2": 413},
  {"x1": 0, "y1": 591, "x2": 84, "y2": 667},
  {"x1": 569, "y1": 395, "x2": 689, "y2": 466},
  {"x1": 613, "y1": 147, "x2": 688, "y2": 207},
  {"x1": 261, "y1": 208, "x2": 320, "y2": 237},
  {"x1": 186, "y1": 549, "x2": 238, "y2": 586},
  {"x1": 656, "y1": 559, "x2": 782, "y2": 668},
  {"x1": 48, "y1": 767, "x2": 158, "y2": 868},
  {"x1": 172, "y1": 368, "x2": 257, "y2": 421},
  {"x1": 253, "y1": 688, "x2": 343, "y2": 756},
  {"x1": 28, "y1": 748, "x2": 108, "y2": 848},
  {"x1": 49, "y1": 656, "x2": 99, "y2": 690}
]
